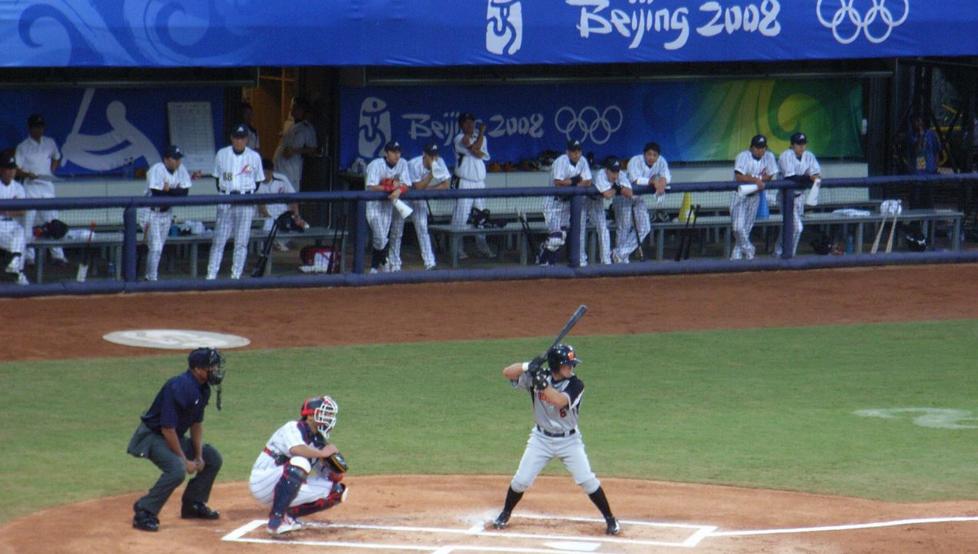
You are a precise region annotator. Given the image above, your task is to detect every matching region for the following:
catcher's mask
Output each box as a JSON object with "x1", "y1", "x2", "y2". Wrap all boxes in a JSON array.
[
  {"x1": 301, "y1": 395, "x2": 339, "y2": 438},
  {"x1": 188, "y1": 347, "x2": 225, "y2": 410},
  {"x1": 547, "y1": 343, "x2": 580, "y2": 372}
]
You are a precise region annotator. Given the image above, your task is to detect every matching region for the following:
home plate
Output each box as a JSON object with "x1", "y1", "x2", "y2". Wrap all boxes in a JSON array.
[
  {"x1": 543, "y1": 540, "x2": 601, "y2": 551},
  {"x1": 103, "y1": 329, "x2": 250, "y2": 350}
]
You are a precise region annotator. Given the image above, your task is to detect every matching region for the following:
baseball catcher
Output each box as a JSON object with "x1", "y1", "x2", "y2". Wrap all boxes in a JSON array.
[
  {"x1": 249, "y1": 395, "x2": 349, "y2": 535},
  {"x1": 490, "y1": 344, "x2": 621, "y2": 536}
]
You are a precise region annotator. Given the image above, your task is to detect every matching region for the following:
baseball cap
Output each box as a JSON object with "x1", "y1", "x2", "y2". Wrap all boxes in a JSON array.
[
  {"x1": 0, "y1": 151, "x2": 16, "y2": 169},
  {"x1": 604, "y1": 157, "x2": 621, "y2": 172},
  {"x1": 163, "y1": 145, "x2": 184, "y2": 159},
  {"x1": 231, "y1": 123, "x2": 249, "y2": 138},
  {"x1": 458, "y1": 112, "x2": 475, "y2": 125},
  {"x1": 790, "y1": 132, "x2": 808, "y2": 145},
  {"x1": 423, "y1": 143, "x2": 439, "y2": 156},
  {"x1": 384, "y1": 140, "x2": 401, "y2": 152},
  {"x1": 750, "y1": 134, "x2": 768, "y2": 148},
  {"x1": 27, "y1": 113, "x2": 45, "y2": 127},
  {"x1": 567, "y1": 139, "x2": 583, "y2": 151}
]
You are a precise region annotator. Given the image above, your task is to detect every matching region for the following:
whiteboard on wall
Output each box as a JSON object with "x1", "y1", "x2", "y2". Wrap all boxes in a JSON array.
[{"x1": 166, "y1": 102, "x2": 216, "y2": 173}]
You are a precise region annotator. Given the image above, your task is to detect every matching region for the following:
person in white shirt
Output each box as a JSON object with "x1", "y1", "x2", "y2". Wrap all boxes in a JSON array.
[
  {"x1": 452, "y1": 112, "x2": 494, "y2": 259},
  {"x1": 15, "y1": 113, "x2": 67, "y2": 265},
  {"x1": 731, "y1": 134, "x2": 779, "y2": 260},
  {"x1": 144, "y1": 145, "x2": 196, "y2": 281},
  {"x1": 273, "y1": 98, "x2": 317, "y2": 191},
  {"x1": 541, "y1": 140, "x2": 592, "y2": 266},
  {"x1": 0, "y1": 151, "x2": 29, "y2": 285},
  {"x1": 364, "y1": 141, "x2": 411, "y2": 273},
  {"x1": 257, "y1": 158, "x2": 307, "y2": 252},
  {"x1": 390, "y1": 143, "x2": 449, "y2": 271},
  {"x1": 207, "y1": 124, "x2": 265, "y2": 279},
  {"x1": 620, "y1": 142, "x2": 670, "y2": 263},
  {"x1": 776, "y1": 132, "x2": 822, "y2": 257}
]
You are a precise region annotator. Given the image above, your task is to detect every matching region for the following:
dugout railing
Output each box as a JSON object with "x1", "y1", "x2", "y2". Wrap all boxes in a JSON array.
[{"x1": 0, "y1": 174, "x2": 976, "y2": 296}]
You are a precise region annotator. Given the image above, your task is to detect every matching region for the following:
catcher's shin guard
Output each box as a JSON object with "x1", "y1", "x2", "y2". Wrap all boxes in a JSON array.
[
  {"x1": 287, "y1": 483, "x2": 348, "y2": 517},
  {"x1": 270, "y1": 459, "x2": 310, "y2": 521}
]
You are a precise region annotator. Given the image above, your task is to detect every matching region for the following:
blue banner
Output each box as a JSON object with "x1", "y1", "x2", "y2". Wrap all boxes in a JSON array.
[
  {"x1": 0, "y1": 1, "x2": 976, "y2": 67},
  {"x1": 340, "y1": 79, "x2": 863, "y2": 167},
  {"x1": 0, "y1": 87, "x2": 224, "y2": 175}
]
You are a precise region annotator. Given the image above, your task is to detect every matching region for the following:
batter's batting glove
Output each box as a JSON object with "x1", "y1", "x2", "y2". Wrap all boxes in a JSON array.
[{"x1": 532, "y1": 370, "x2": 550, "y2": 391}]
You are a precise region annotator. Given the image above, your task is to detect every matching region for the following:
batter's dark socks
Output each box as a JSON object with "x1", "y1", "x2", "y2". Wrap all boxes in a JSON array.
[
  {"x1": 588, "y1": 487, "x2": 614, "y2": 520},
  {"x1": 502, "y1": 486, "x2": 524, "y2": 513}
]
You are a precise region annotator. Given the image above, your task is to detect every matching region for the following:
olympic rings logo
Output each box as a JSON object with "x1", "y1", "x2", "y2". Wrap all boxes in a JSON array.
[
  {"x1": 816, "y1": 0, "x2": 909, "y2": 45},
  {"x1": 554, "y1": 105, "x2": 623, "y2": 146}
]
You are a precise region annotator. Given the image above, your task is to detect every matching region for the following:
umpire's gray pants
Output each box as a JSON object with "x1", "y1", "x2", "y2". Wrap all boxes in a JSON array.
[{"x1": 127, "y1": 423, "x2": 222, "y2": 515}]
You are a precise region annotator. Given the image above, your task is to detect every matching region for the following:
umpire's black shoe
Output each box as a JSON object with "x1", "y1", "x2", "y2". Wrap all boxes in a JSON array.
[
  {"x1": 181, "y1": 501, "x2": 220, "y2": 520},
  {"x1": 491, "y1": 511, "x2": 511, "y2": 529},
  {"x1": 132, "y1": 508, "x2": 159, "y2": 532},
  {"x1": 605, "y1": 516, "x2": 621, "y2": 536}
]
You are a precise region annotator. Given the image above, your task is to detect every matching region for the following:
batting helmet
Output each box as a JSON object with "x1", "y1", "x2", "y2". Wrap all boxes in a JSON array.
[
  {"x1": 188, "y1": 347, "x2": 225, "y2": 385},
  {"x1": 547, "y1": 344, "x2": 580, "y2": 372},
  {"x1": 300, "y1": 395, "x2": 339, "y2": 437},
  {"x1": 905, "y1": 232, "x2": 927, "y2": 252}
]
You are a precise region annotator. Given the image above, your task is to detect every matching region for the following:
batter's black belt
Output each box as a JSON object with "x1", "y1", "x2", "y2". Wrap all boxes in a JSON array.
[
  {"x1": 537, "y1": 425, "x2": 576, "y2": 438},
  {"x1": 224, "y1": 190, "x2": 254, "y2": 195},
  {"x1": 262, "y1": 447, "x2": 289, "y2": 466}
]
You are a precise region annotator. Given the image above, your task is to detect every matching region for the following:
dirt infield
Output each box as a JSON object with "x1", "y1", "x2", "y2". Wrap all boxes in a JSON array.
[{"x1": 3, "y1": 264, "x2": 978, "y2": 552}]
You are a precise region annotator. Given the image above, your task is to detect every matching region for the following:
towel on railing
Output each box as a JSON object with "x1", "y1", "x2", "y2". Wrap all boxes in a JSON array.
[{"x1": 831, "y1": 209, "x2": 872, "y2": 217}]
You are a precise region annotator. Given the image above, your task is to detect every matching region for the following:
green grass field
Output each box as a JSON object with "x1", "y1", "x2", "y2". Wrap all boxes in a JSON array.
[{"x1": 2, "y1": 319, "x2": 977, "y2": 523}]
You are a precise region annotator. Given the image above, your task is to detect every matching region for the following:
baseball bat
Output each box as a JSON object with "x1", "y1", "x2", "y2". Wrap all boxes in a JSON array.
[
  {"x1": 546, "y1": 304, "x2": 588, "y2": 353},
  {"x1": 683, "y1": 204, "x2": 701, "y2": 260},
  {"x1": 251, "y1": 216, "x2": 281, "y2": 278},
  {"x1": 885, "y1": 210, "x2": 899, "y2": 254},
  {"x1": 870, "y1": 213, "x2": 886, "y2": 254},
  {"x1": 631, "y1": 201, "x2": 645, "y2": 262},
  {"x1": 75, "y1": 221, "x2": 97, "y2": 282},
  {"x1": 518, "y1": 211, "x2": 540, "y2": 263}
]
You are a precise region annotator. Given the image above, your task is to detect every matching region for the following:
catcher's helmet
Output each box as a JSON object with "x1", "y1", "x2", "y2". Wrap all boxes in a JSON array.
[
  {"x1": 300, "y1": 395, "x2": 339, "y2": 437},
  {"x1": 188, "y1": 347, "x2": 225, "y2": 385},
  {"x1": 547, "y1": 343, "x2": 580, "y2": 372},
  {"x1": 905, "y1": 232, "x2": 927, "y2": 252}
]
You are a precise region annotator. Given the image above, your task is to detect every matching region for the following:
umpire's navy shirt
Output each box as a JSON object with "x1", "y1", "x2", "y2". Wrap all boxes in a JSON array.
[{"x1": 141, "y1": 370, "x2": 210, "y2": 436}]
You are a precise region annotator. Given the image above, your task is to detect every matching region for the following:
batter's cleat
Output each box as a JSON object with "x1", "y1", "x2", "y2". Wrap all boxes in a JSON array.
[
  {"x1": 267, "y1": 514, "x2": 303, "y2": 535},
  {"x1": 491, "y1": 511, "x2": 511, "y2": 529},
  {"x1": 605, "y1": 517, "x2": 621, "y2": 536},
  {"x1": 181, "y1": 501, "x2": 220, "y2": 520},
  {"x1": 132, "y1": 506, "x2": 159, "y2": 532}
]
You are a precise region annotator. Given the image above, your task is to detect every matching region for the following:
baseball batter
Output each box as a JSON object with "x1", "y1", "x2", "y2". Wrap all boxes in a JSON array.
[
  {"x1": 0, "y1": 151, "x2": 28, "y2": 285},
  {"x1": 365, "y1": 141, "x2": 411, "y2": 273},
  {"x1": 250, "y1": 396, "x2": 349, "y2": 535},
  {"x1": 144, "y1": 145, "x2": 193, "y2": 281},
  {"x1": 15, "y1": 113, "x2": 67, "y2": 266},
  {"x1": 389, "y1": 143, "x2": 449, "y2": 271},
  {"x1": 731, "y1": 134, "x2": 778, "y2": 260},
  {"x1": 491, "y1": 344, "x2": 621, "y2": 536},
  {"x1": 452, "y1": 113, "x2": 494, "y2": 259},
  {"x1": 776, "y1": 132, "x2": 821, "y2": 257},
  {"x1": 620, "y1": 142, "x2": 670, "y2": 263},
  {"x1": 543, "y1": 140, "x2": 593, "y2": 266},
  {"x1": 207, "y1": 124, "x2": 264, "y2": 280}
]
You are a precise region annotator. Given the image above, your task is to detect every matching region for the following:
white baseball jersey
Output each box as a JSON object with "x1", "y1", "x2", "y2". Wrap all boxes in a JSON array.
[
  {"x1": 453, "y1": 132, "x2": 490, "y2": 182},
  {"x1": 734, "y1": 150, "x2": 779, "y2": 179},
  {"x1": 512, "y1": 370, "x2": 584, "y2": 435},
  {"x1": 365, "y1": 157, "x2": 411, "y2": 187},
  {"x1": 249, "y1": 419, "x2": 337, "y2": 507},
  {"x1": 0, "y1": 178, "x2": 25, "y2": 202},
  {"x1": 15, "y1": 137, "x2": 61, "y2": 178},
  {"x1": 246, "y1": 125, "x2": 260, "y2": 151},
  {"x1": 778, "y1": 150, "x2": 821, "y2": 179},
  {"x1": 213, "y1": 146, "x2": 264, "y2": 193},
  {"x1": 551, "y1": 154, "x2": 592, "y2": 184},
  {"x1": 273, "y1": 120, "x2": 316, "y2": 188},
  {"x1": 626, "y1": 155, "x2": 671, "y2": 186},
  {"x1": 258, "y1": 171, "x2": 296, "y2": 220},
  {"x1": 147, "y1": 162, "x2": 192, "y2": 193},
  {"x1": 253, "y1": 420, "x2": 318, "y2": 472},
  {"x1": 593, "y1": 167, "x2": 631, "y2": 193},
  {"x1": 408, "y1": 155, "x2": 451, "y2": 185}
]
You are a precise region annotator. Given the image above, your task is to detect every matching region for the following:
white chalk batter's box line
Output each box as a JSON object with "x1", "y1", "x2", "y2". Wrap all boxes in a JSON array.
[
  {"x1": 221, "y1": 514, "x2": 978, "y2": 552},
  {"x1": 222, "y1": 514, "x2": 716, "y2": 552}
]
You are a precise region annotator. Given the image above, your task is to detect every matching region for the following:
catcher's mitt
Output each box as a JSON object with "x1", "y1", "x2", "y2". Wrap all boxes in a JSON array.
[{"x1": 324, "y1": 451, "x2": 349, "y2": 474}]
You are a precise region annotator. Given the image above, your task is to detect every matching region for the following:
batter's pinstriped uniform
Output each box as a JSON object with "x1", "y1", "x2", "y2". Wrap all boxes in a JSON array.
[
  {"x1": 776, "y1": 146, "x2": 821, "y2": 257},
  {"x1": 365, "y1": 156, "x2": 411, "y2": 254},
  {"x1": 207, "y1": 137, "x2": 264, "y2": 279},
  {"x1": 621, "y1": 154, "x2": 670, "y2": 261},
  {"x1": 730, "y1": 149, "x2": 778, "y2": 260},
  {"x1": 144, "y1": 160, "x2": 192, "y2": 281}
]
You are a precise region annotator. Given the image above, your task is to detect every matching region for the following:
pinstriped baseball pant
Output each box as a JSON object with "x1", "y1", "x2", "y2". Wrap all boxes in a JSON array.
[
  {"x1": 730, "y1": 193, "x2": 761, "y2": 260},
  {"x1": 389, "y1": 200, "x2": 436, "y2": 270}
]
